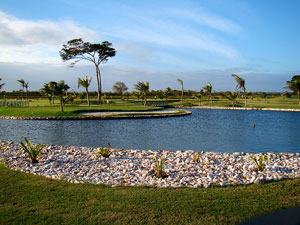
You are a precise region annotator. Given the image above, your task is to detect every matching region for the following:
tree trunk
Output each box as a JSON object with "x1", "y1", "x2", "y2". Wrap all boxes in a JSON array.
[
  {"x1": 60, "y1": 96, "x2": 64, "y2": 112},
  {"x1": 86, "y1": 88, "x2": 90, "y2": 106},
  {"x1": 94, "y1": 64, "x2": 101, "y2": 103},
  {"x1": 181, "y1": 86, "x2": 183, "y2": 104},
  {"x1": 244, "y1": 88, "x2": 247, "y2": 106},
  {"x1": 298, "y1": 91, "x2": 300, "y2": 106},
  {"x1": 98, "y1": 67, "x2": 102, "y2": 103},
  {"x1": 210, "y1": 94, "x2": 212, "y2": 106},
  {"x1": 199, "y1": 97, "x2": 201, "y2": 106},
  {"x1": 144, "y1": 93, "x2": 147, "y2": 106}
]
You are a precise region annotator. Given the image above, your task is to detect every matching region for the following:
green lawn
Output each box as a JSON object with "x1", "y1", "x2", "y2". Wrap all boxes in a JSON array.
[
  {"x1": 0, "y1": 164, "x2": 299, "y2": 224},
  {"x1": 0, "y1": 96, "x2": 300, "y2": 118},
  {"x1": 0, "y1": 105, "x2": 162, "y2": 117}
]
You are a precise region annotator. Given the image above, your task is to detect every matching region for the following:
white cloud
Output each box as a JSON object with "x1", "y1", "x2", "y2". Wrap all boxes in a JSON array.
[
  {"x1": 106, "y1": 12, "x2": 240, "y2": 60},
  {"x1": 0, "y1": 10, "x2": 99, "y2": 64},
  {"x1": 166, "y1": 7, "x2": 242, "y2": 35}
]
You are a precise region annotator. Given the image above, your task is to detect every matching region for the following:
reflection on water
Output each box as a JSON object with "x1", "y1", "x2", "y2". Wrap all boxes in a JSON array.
[{"x1": 0, "y1": 109, "x2": 300, "y2": 153}]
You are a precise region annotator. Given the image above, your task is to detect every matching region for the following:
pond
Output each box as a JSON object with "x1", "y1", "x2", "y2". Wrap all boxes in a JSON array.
[{"x1": 1, "y1": 109, "x2": 300, "y2": 153}]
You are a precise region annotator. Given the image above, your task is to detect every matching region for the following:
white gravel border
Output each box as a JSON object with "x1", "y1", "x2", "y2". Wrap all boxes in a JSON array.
[{"x1": 1, "y1": 141, "x2": 299, "y2": 188}]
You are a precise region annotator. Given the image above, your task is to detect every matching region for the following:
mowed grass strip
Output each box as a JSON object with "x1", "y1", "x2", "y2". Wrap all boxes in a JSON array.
[
  {"x1": 0, "y1": 164, "x2": 299, "y2": 224},
  {"x1": 0, "y1": 105, "x2": 162, "y2": 117}
]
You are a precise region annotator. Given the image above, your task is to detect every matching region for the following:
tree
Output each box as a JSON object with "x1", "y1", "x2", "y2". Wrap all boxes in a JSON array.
[
  {"x1": 0, "y1": 78, "x2": 5, "y2": 91},
  {"x1": 53, "y1": 80, "x2": 70, "y2": 112},
  {"x1": 225, "y1": 91, "x2": 238, "y2": 107},
  {"x1": 17, "y1": 79, "x2": 29, "y2": 100},
  {"x1": 60, "y1": 38, "x2": 116, "y2": 103},
  {"x1": 232, "y1": 74, "x2": 247, "y2": 106},
  {"x1": 134, "y1": 81, "x2": 149, "y2": 106},
  {"x1": 164, "y1": 87, "x2": 172, "y2": 100},
  {"x1": 78, "y1": 76, "x2": 92, "y2": 106},
  {"x1": 40, "y1": 82, "x2": 57, "y2": 104},
  {"x1": 112, "y1": 81, "x2": 128, "y2": 100},
  {"x1": 202, "y1": 82, "x2": 213, "y2": 106},
  {"x1": 285, "y1": 75, "x2": 300, "y2": 106},
  {"x1": 177, "y1": 79, "x2": 184, "y2": 104},
  {"x1": 197, "y1": 89, "x2": 204, "y2": 106}
]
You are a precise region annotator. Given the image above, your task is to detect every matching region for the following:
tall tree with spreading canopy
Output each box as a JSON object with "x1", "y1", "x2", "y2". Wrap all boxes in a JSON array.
[
  {"x1": 112, "y1": 81, "x2": 128, "y2": 100},
  {"x1": 285, "y1": 75, "x2": 300, "y2": 106},
  {"x1": 202, "y1": 82, "x2": 213, "y2": 106},
  {"x1": 0, "y1": 78, "x2": 4, "y2": 91},
  {"x1": 177, "y1": 79, "x2": 184, "y2": 104},
  {"x1": 232, "y1": 74, "x2": 247, "y2": 106},
  {"x1": 134, "y1": 81, "x2": 149, "y2": 106},
  {"x1": 60, "y1": 38, "x2": 116, "y2": 102},
  {"x1": 78, "y1": 76, "x2": 92, "y2": 106},
  {"x1": 17, "y1": 79, "x2": 29, "y2": 100}
]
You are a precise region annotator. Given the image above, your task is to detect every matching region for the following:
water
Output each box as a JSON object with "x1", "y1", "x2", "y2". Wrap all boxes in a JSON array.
[{"x1": 0, "y1": 109, "x2": 300, "y2": 153}]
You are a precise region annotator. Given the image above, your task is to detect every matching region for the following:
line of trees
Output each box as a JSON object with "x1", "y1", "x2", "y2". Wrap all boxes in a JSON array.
[{"x1": 1, "y1": 37, "x2": 300, "y2": 108}]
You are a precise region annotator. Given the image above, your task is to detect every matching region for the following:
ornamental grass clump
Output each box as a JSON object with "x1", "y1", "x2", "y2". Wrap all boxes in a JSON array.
[
  {"x1": 248, "y1": 154, "x2": 268, "y2": 172},
  {"x1": 96, "y1": 143, "x2": 112, "y2": 158},
  {"x1": 193, "y1": 152, "x2": 201, "y2": 163},
  {"x1": 154, "y1": 156, "x2": 167, "y2": 178},
  {"x1": 18, "y1": 137, "x2": 46, "y2": 163},
  {"x1": 1, "y1": 143, "x2": 8, "y2": 151}
]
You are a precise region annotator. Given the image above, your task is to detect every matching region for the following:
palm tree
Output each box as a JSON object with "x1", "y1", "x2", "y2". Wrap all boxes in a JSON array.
[
  {"x1": 53, "y1": 80, "x2": 70, "y2": 112},
  {"x1": 78, "y1": 76, "x2": 92, "y2": 106},
  {"x1": 225, "y1": 91, "x2": 238, "y2": 107},
  {"x1": 112, "y1": 81, "x2": 128, "y2": 100},
  {"x1": 164, "y1": 87, "x2": 172, "y2": 100},
  {"x1": 197, "y1": 89, "x2": 204, "y2": 106},
  {"x1": 202, "y1": 82, "x2": 213, "y2": 106},
  {"x1": 0, "y1": 78, "x2": 5, "y2": 91},
  {"x1": 134, "y1": 81, "x2": 149, "y2": 106},
  {"x1": 285, "y1": 75, "x2": 300, "y2": 106},
  {"x1": 177, "y1": 79, "x2": 184, "y2": 104},
  {"x1": 232, "y1": 74, "x2": 247, "y2": 106},
  {"x1": 17, "y1": 79, "x2": 29, "y2": 100},
  {"x1": 40, "y1": 82, "x2": 57, "y2": 104}
]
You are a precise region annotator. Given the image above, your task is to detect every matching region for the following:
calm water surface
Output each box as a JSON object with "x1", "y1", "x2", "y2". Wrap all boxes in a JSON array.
[{"x1": 1, "y1": 109, "x2": 300, "y2": 153}]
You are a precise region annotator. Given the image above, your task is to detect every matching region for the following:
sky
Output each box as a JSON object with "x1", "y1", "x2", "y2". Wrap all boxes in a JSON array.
[{"x1": 0, "y1": 0, "x2": 300, "y2": 92}]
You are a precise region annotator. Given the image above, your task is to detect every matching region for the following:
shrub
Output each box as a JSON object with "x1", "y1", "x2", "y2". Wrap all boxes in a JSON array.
[
  {"x1": 154, "y1": 156, "x2": 167, "y2": 178},
  {"x1": 96, "y1": 143, "x2": 112, "y2": 158},
  {"x1": 193, "y1": 152, "x2": 201, "y2": 163},
  {"x1": 18, "y1": 137, "x2": 46, "y2": 163},
  {"x1": 248, "y1": 154, "x2": 268, "y2": 172}
]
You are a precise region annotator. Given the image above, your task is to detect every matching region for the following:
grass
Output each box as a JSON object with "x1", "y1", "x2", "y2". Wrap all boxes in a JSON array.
[
  {"x1": 0, "y1": 105, "x2": 162, "y2": 117},
  {"x1": 0, "y1": 96, "x2": 299, "y2": 118},
  {"x1": 0, "y1": 163, "x2": 299, "y2": 224}
]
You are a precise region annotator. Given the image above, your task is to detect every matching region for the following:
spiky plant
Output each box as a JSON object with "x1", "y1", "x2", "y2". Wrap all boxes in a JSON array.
[
  {"x1": 18, "y1": 137, "x2": 45, "y2": 163},
  {"x1": 154, "y1": 156, "x2": 167, "y2": 178},
  {"x1": 193, "y1": 152, "x2": 201, "y2": 163},
  {"x1": 96, "y1": 143, "x2": 112, "y2": 158},
  {"x1": 248, "y1": 154, "x2": 268, "y2": 172}
]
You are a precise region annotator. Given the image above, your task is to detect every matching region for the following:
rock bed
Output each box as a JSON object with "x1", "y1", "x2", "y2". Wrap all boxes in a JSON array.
[{"x1": 1, "y1": 141, "x2": 299, "y2": 188}]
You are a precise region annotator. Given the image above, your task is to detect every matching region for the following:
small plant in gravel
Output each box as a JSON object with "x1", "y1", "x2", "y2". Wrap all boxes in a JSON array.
[
  {"x1": 154, "y1": 156, "x2": 167, "y2": 178},
  {"x1": 96, "y1": 143, "x2": 112, "y2": 158},
  {"x1": 193, "y1": 152, "x2": 201, "y2": 163},
  {"x1": 18, "y1": 137, "x2": 46, "y2": 163},
  {"x1": 1, "y1": 143, "x2": 8, "y2": 151},
  {"x1": 248, "y1": 154, "x2": 268, "y2": 172}
]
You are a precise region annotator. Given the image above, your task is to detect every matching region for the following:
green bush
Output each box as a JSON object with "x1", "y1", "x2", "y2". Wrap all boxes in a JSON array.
[{"x1": 18, "y1": 137, "x2": 46, "y2": 163}]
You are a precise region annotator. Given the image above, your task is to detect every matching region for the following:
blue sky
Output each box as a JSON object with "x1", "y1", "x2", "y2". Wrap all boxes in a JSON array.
[{"x1": 0, "y1": 0, "x2": 300, "y2": 92}]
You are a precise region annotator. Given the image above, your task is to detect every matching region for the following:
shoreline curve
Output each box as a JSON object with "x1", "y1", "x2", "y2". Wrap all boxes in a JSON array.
[{"x1": 0, "y1": 109, "x2": 192, "y2": 120}]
